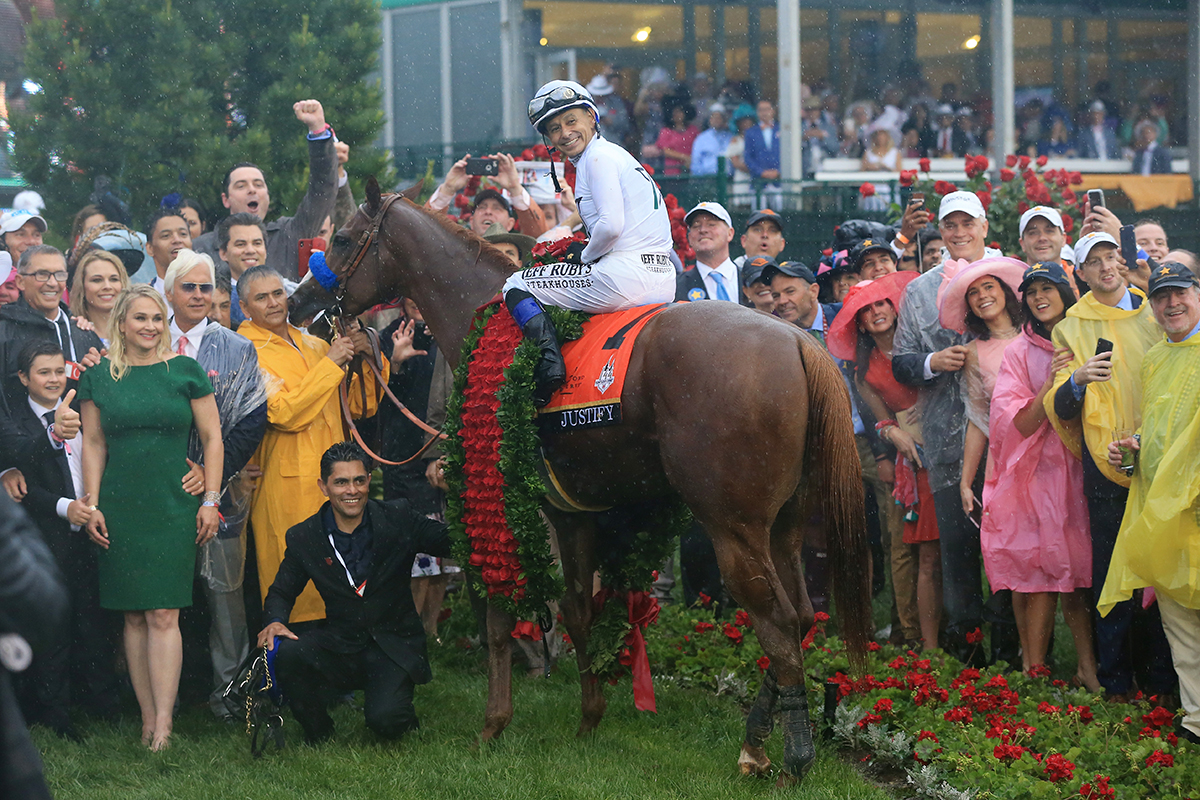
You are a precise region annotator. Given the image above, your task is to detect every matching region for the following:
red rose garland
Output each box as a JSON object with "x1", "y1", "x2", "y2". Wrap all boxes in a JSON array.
[{"x1": 459, "y1": 308, "x2": 528, "y2": 599}]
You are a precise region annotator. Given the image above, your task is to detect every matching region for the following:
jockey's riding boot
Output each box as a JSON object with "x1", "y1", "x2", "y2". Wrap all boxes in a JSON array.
[{"x1": 505, "y1": 289, "x2": 566, "y2": 406}]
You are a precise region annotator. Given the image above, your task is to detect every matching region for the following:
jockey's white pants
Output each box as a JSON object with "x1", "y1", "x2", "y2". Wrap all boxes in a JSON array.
[{"x1": 502, "y1": 250, "x2": 675, "y2": 314}]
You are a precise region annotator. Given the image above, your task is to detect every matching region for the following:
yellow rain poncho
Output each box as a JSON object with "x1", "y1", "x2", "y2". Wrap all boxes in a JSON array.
[
  {"x1": 1098, "y1": 334, "x2": 1200, "y2": 615},
  {"x1": 242, "y1": 319, "x2": 387, "y2": 623},
  {"x1": 1044, "y1": 289, "x2": 1161, "y2": 487}
]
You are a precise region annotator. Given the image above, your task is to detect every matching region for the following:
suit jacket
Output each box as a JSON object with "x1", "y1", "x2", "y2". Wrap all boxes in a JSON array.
[
  {"x1": 1074, "y1": 127, "x2": 1121, "y2": 160},
  {"x1": 743, "y1": 124, "x2": 781, "y2": 178},
  {"x1": 675, "y1": 268, "x2": 753, "y2": 307},
  {"x1": 263, "y1": 499, "x2": 452, "y2": 684},
  {"x1": 1131, "y1": 145, "x2": 1171, "y2": 175},
  {"x1": 9, "y1": 403, "x2": 74, "y2": 541}
]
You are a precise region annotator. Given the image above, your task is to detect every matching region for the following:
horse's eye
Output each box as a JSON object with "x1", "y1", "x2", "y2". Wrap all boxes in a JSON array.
[{"x1": 333, "y1": 234, "x2": 351, "y2": 248}]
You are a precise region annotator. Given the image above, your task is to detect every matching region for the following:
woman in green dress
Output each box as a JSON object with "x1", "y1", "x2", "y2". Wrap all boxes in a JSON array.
[{"x1": 80, "y1": 284, "x2": 223, "y2": 751}]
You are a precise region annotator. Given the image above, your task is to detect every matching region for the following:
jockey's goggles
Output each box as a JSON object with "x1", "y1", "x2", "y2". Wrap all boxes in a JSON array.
[{"x1": 528, "y1": 86, "x2": 596, "y2": 132}]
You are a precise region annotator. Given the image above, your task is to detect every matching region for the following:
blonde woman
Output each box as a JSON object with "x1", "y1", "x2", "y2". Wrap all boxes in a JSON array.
[
  {"x1": 79, "y1": 285, "x2": 223, "y2": 751},
  {"x1": 68, "y1": 250, "x2": 129, "y2": 345}
]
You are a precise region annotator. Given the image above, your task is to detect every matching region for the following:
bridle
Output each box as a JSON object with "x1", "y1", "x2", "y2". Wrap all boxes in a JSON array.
[
  {"x1": 321, "y1": 192, "x2": 448, "y2": 465},
  {"x1": 326, "y1": 192, "x2": 405, "y2": 317}
]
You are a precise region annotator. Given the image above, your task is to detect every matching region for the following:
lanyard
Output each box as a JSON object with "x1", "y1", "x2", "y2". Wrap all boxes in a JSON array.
[{"x1": 327, "y1": 534, "x2": 367, "y2": 597}]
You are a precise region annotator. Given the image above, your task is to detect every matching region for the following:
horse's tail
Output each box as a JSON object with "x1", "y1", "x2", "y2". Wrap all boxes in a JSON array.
[{"x1": 797, "y1": 333, "x2": 870, "y2": 674}]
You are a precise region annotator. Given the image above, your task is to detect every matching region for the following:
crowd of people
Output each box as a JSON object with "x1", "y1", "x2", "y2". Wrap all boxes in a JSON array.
[
  {"x1": 2, "y1": 73, "x2": 1200, "y2": 799},
  {"x1": 584, "y1": 66, "x2": 1180, "y2": 182}
]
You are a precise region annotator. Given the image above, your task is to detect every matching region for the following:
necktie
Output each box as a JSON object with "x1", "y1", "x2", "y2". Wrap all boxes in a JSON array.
[
  {"x1": 712, "y1": 272, "x2": 731, "y2": 302},
  {"x1": 942, "y1": 130, "x2": 950, "y2": 152},
  {"x1": 55, "y1": 314, "x2": 74, "y2": 361},
  {"x1": 176, "y1": 334, "x2": 189, "y2": 356}
]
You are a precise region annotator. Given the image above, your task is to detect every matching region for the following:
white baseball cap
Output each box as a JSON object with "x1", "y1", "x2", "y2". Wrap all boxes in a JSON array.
[
  {"x1": 1060, "y1": 243, "x2": 1076, "y2": 264},
  {"x1": 685, "y1": 201, "x2": 732, "y2": 228},
  {"x1": 0, "y1": 209, "x2": 47, "y2": 235},
  {"x1": 1073, "y1": 231, "x2": 1118, "y2": 266},
  {"x1": 0, "y1": 251, "x2": 11, "y2": 286},
  {"x1": 1018, "y1": 205, "x2": 1064, "y2": 237},
  {"x1": 938, "y1": 191, "x2": 986, "y2": 221}
]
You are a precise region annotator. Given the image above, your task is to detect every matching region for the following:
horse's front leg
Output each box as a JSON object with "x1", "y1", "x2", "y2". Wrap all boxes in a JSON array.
[
  {"x1": 545, "y1": 508, "x2": 606, "y2": 736},
  {"x1": 481, "y1": 602, "x2": 515, "y2": 740}
]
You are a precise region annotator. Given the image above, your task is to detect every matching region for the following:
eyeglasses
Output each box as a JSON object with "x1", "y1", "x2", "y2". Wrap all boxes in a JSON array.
[
  {"x1": 179, "y1": 282, "x2": 214, "y2": 294},
  {"x1": 20, "y1": 270, "x2": 68, "y2": 283}
]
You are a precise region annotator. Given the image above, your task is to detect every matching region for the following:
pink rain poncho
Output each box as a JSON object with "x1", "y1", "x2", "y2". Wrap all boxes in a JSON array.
[{"x1": 981, "y1": 328, "x2": 1091, "y2": 593}]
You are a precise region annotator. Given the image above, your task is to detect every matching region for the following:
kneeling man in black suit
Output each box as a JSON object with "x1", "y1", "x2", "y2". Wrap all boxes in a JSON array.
[{"x1": 257, "y1": 441, "x2": 451, "y2": 743}]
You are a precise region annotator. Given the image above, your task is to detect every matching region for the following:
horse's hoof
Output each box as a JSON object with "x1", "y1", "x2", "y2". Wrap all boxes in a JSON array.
[
  {"x1": 480, "y1": 721, "x2": 507, "y2": 742},
  {"x1": 576, "y1": 717, "x2": 601, "y2": 737},
  {"x1": 737, "y1": 743, "x2": 771, "y2": 777},
  {"x1": 774, "y1": 772, "x2": 799, "y2": 789}
]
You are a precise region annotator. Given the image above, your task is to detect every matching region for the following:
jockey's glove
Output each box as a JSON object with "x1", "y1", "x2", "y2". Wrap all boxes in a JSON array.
[{"x1": 560, "y1": 241, "x2": 589, "y2": 264}]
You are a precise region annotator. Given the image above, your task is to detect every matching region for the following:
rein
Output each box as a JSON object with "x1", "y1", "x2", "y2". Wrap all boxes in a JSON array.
[{"x1": 325, "y1": 192, "x2": 448, "y2": 466}]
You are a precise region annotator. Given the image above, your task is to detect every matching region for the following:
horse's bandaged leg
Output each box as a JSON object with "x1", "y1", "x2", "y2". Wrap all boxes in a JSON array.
[
  {"x1": 738, "y1": 668, "x2": 777, "y2": 776},
  {"x1": 744, "y1": 667, "x2": 777, "y2": 746},
  {"x1": 777, "y1": 684, "x2": 816, "y2": 779}
]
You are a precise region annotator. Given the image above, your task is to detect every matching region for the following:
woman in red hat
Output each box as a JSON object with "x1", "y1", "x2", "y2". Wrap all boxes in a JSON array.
[{"x1": 829, "y1": 270, "x2": 935, "y2": 651}]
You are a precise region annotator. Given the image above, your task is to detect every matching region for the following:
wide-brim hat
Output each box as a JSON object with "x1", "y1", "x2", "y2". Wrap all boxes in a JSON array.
[
  {"x1": 937, "y1": 256, "x2": 1029, "y2": 333},
  {"x1": 827, "y1": 270, "x2": 919, "y2": 361},
  {"x1": 482, "y1": 222, "x2": 536, "y2": 262}
]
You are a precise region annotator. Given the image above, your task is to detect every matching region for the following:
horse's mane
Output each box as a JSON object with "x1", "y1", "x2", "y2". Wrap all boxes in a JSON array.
[{"x1": 403, "y1": 197, "x2": 523, "y2": 275}]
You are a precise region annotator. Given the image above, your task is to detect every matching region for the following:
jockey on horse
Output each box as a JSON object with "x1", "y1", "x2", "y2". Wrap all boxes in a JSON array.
[{"x1": 504, "y1": 80, "x2": 677, "y2": 406}]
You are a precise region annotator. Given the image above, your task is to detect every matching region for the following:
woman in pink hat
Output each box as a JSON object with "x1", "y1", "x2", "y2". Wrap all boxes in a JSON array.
[
  {"x1": 829, "y1": 270, "x2": 934, "y2": 650},
  {"x1": 984, "y1": 262, "x2": 1099, "y2": 687},
  {"x1": 936, "y1": 257, "x2": 1028, "y2": 522}
]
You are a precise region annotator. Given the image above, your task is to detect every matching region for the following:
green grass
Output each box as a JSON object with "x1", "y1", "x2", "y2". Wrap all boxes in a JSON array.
[{"x1": 36, "y1": 642, "x2": 891, "y2": 800}]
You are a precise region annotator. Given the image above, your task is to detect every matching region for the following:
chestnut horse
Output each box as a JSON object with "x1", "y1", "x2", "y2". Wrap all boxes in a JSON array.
[{"x1": 289, "y1": 178, "x2": 869, "y2": 781}]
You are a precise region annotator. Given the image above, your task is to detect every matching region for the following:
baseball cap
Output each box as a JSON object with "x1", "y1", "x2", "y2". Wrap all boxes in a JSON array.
[
  {"x1": 1019, "y1": 261, "x2": 1073, "y2": 293},
  {"x1": 938, "y1": 191, "x2": 986, "y2": 221},
  {"x1": 744, "y1": 208, "x2": 783, "y2": 233},
  {"x1": 472, "y1": 188, "x2": 512, "y2": 215},
  {"x1": 0, "y1": 251, "x2": 11, "y2": 286},
  {"x1": 1073, "y1": 231, "x2": 1119, "y2": 266},
  {"x1": 759, "y1": 260, "x2": 815, "y2": 285},
  {"x1": 741, "y1": 255, "x2": 778, "y2": 287},
  {"x1": 1018, "y1": 205, "x2": 1064, "y2": 237},
  {"x1": 0, "y1": 209, "x2": 48, "y2": 235},
  {"x1": 1060, "y1": 243, "x2": 1076, "y2": 264},
  {"x1": 684, "y1": 201, "x2": 732, "y2": 228},
  {"x1": 850, "y1": 238, "x2": 895, "y2": 271},
  {"x1": 1147, "y1": 262, "x2": 1200, "y2": 296}
]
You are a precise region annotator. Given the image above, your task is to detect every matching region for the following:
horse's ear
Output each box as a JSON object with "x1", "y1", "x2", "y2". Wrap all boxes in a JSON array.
[
  {"x1": 398, "y1": 177, "x2": 426, "y2": 203},
  {"x1": 365, "y1": 176, "x2": 382, "y2": 214}
]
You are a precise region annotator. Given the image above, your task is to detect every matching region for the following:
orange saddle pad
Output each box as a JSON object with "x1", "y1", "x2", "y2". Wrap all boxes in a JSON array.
[{"x1": 539, "y1": 304, "x2": 670, "y2": 431}]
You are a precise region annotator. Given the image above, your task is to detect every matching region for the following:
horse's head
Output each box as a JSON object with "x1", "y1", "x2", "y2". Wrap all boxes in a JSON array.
[{"x1": 288, "y1": 176, "x2": 422, "y2": 326}]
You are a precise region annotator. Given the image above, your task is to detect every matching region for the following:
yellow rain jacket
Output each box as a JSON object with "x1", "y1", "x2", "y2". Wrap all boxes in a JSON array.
[
  {"x1": 1045, "y1": 289, "x2": 1161, "y2": 487},
  {"x1": 1098, "y1": 333, "x2": 1200, "y2": 615},
  {"x1": 242, "y1": 320, "x2": 387, "y2": 623}
]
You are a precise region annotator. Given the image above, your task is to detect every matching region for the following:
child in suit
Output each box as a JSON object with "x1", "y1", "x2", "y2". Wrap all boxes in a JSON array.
[{"x1": 14, "y1": 340, "x2": 119, "y2": 737}]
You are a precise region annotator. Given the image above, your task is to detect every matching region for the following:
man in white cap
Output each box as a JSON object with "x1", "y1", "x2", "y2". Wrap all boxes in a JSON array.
[
  {"x1": 0, "y1": 210, "x2": 47, "y2": 265},
  {"x1": 1018, "y1": 205, "x2": 1079, "y2": 289},
  {"x1": 1076, "y1": 101, "x2": 1120, "y2": 160},
  {"x1": 675, "y1": 202, "x2": 738, "y2": 303},
  {"x1": 891, "y1": 190, "x2": 1006, "y2": 664},
  {"x1": 1045, "y1": 230, "x2": 1176, "y2": 702}
]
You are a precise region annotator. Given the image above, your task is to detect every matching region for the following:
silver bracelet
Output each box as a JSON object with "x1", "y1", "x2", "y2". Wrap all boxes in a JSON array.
[{"x1": 203, "y1": 490, "x2": 221, "y2": 504}]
